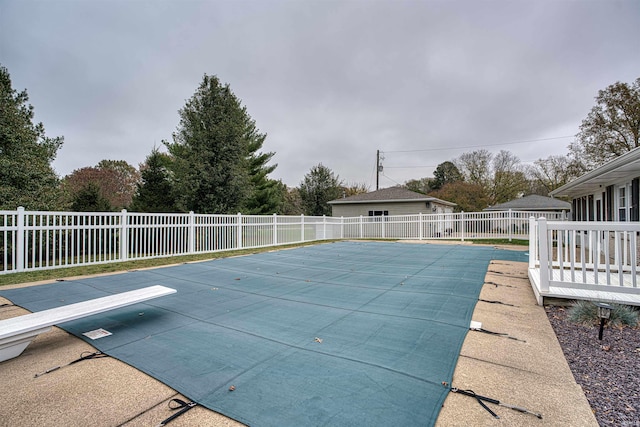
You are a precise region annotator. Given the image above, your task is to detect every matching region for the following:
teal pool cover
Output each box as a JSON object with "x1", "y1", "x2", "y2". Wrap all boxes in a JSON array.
[{"x1": 1, "y1": 241, "x2": 526, "y2": 426}]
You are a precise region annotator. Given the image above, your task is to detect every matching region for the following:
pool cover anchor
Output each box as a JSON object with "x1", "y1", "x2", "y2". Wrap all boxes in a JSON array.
[
  {"x1": 34, "y1": 351, "x2": 108, "y2": 378},
  {"x1": 156, "y1": 398, "x2": 198, "y2": 426},
  {"x1": 450, "y1": 387, "x2": 543, "y2": 420}
]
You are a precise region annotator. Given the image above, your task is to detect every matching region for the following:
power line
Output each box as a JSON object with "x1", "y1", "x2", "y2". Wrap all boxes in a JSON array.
[
  {"x1": 384, "y1": 165, "x2": 438, "y2": 169},
  {"x1": 384, "y1": 157, "x2": 547, "y2": 170},
  {"x1": 382, "y1": 135, "x2": 574, "y2": 154},
  {"x1": 380, "y1": 172, "x2": 404, "y2": 186}
]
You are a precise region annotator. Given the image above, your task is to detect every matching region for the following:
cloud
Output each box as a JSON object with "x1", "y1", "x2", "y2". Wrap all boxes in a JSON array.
[{"x1": 2, "y1": 0, "x2": 638, "y2": 187}]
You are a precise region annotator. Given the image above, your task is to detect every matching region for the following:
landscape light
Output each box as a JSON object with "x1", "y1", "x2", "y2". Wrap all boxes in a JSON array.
[{"x1": 594, "y1": 302, "x2": 612, "y2": 340}]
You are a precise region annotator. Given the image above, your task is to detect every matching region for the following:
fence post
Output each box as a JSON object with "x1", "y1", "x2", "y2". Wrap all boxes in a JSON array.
[
  {"x1": 300, "y1": 214, "x2": 305, "y2": 242},
  {"x1": 237, "y1": 213, "x2": 243, "y2": 249},
  {"x1": 188, "y1": 211, "x2": 195, "y2": 254},
  {"x1": 322, "y1": 215, "x2": 327, "y2": 240},
  {"x1": 461, "y1": 211, "x2": 465, "y2": 242},
  {"x1": 359, "y1": 215, "x2": 363, "y2": 239},
  {"x1": 273, "y1": 213, "x2": 278, "y2": 246},
  {"x1": 418, "y1": 212, "x2": 423, "y2": 240},
  {"x1": 382, "y1": 214, "x2": 386, "y2": 239},
  {"x1": 340, "y1": 216, "x2": 344, "y2": 239},
  {"x1": 16, "y1": 207, "x2": 25, "y2": 272},
  {"x1": 120, "y1": 209, "x2": 128, "y2": 262},
  {"x1": 528, "y1": 216, "x2": 536, "y2": 268},
  {"x1": 538, "y1": 217, "x2": 550, "y2": 293},
  {"x1": 508, "y1": 209, "x2": 513, "y2": 242}
]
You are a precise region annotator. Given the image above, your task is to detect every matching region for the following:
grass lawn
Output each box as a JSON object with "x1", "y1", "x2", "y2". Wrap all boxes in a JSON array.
[
  {"x1": 0, "y1": 238, "x2": 528, "y2": 287},
  {"x1": 0, "y1": 241, "x2": 330, "y2": 287}
]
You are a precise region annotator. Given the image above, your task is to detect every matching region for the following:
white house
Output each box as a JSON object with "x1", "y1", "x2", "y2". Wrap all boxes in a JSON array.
[
  {"x1": 550, "y1": 147, "x2": 640, "y2": 222},
  {"x1": 528, "y1": 148, "x2": 640, "y2": 306}
]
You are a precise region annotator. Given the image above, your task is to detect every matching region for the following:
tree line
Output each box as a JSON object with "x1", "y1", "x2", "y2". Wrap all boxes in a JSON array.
[
  {"x1": 1, "y1": 63, "x2": 638, "y2": 215},
  {"x1": 403, "y1": 150, "x2": 581, "y2": 212}
]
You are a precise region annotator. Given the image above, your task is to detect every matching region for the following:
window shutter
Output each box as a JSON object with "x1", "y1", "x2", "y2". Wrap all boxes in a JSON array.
[
  {"x1": 606, "y1": 185, "x2": 614, "y2": 221},
  {"x1": 631, "y1": 178, "x2": 639, "y2": 222}
]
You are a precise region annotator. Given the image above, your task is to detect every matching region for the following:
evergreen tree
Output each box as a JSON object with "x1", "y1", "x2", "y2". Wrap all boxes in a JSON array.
[
  {"x1": 71, "y1": 182, "x2": 112, "y2": 212},
  {"x1": 243, "y1": 136, "x2": 281, "y2": 214},
  {"x1": 299, "y1": 163, "x2": 343, "y2": 216},
  {"x1": 432, "y1": 161, "x2": 463, "y2": 190},
  {"x1": 167, "y1": 74, "x2": 276, "y2": 214},
  {"x1": 131, "y1": 148, "x2": 176, "y2": 212},
  {"x1": 0, "y1": 64, "x2": 63, "y2": 210}
]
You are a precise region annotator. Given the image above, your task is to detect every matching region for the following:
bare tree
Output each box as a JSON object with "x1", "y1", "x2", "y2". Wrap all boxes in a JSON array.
[
  {"x1": 490, "y1": 150, "x2": 528, "y2": 204},
  {"x1": 454, "y1": 149, "x2": 528, "y2": 205},
  {"x1": 528, "y1": 155, "x2": 582, "y2": 195},
  {"x1": 455, "y1": 149, "x2": 492, "y2": 188}
]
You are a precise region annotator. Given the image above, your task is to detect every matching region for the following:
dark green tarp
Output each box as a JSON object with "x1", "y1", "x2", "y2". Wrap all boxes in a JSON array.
[{"x1": 0, "y1": 241, "x2": 526, "y2": 426}]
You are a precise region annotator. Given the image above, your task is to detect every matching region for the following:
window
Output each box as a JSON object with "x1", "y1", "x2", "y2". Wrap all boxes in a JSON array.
[
  {"x1": 619, "y1": 187, "x2": 627, "y2": 221},
  {"x1": 368, "y1": 210, "x2": 388, "y2": 221}
]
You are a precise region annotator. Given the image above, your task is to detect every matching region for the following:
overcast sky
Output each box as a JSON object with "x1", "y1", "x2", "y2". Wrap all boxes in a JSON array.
[{"x1": 2, "y1": 1, "x2": 639, "y2": 189}]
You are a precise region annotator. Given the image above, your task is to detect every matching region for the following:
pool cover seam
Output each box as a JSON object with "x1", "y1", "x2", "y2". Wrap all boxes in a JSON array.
[
  {"x1": 138, "y1": 272, "x2": 480, "y2": 326},
  {"x1": 144, "y1": 263, "x2": 483, "y2": 298}
]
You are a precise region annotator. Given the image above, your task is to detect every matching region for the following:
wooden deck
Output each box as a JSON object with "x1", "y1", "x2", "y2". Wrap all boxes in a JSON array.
[{"x1": 528, "y1": 267, "x2": 640, "y2": 306}]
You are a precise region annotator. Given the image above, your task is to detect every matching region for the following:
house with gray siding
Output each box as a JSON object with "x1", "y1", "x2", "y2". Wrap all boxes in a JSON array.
[
  {"x1": 328, "y1": 186, "x2": 455, "y2": 217},
  {"x1": 550, "y1": 147, "x2": 640, "y2": 222}
]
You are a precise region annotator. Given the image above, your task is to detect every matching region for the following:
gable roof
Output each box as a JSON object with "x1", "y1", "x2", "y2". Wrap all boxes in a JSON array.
[
  {"x1": 484, "y1": 194, "x2": 571, "y2": 211},
  {"x1": 550, "y1": 147, "x2": 640, "y2": 198},
  {"x1": 328, "y1": 186, "x2": 456, "y2": 206}
]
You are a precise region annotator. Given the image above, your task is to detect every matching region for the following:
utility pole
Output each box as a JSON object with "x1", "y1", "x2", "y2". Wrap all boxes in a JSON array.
[
  {"x1": 376, "y1": 150, "x2": 380, "y2": 190},
  {"x1": 376, "y1": 150, "x2": 383, "y2": 190}
]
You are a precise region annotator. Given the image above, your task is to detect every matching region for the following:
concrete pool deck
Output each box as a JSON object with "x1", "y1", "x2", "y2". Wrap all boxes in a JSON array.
[{"x1": 0, "y1": 245, "x2": 597, "y2": 426}]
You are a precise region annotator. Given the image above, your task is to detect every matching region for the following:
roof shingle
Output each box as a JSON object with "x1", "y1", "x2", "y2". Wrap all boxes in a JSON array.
[
  {"x1": 484, "y1": 195, "x2": 571, "y2": 211},
  {"x1": 328, "y1": 186, "x2": 455, "y2": 206}
]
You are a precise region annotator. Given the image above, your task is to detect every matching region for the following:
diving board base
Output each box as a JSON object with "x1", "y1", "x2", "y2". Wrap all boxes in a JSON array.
[
  {"x1": 0, "y1": 285, "x2": 176, "y2": 363},
  {"x1": 0, "y1": 326, "x2": 51, "y2": 362}
]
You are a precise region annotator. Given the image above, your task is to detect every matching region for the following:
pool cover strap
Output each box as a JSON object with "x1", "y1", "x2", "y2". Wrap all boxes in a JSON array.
[
  {"x1": 157, "y1": 398, "x2": 198, "y2": 426},
  {"x1": 34, "y1": 351, "x2": 108, "y2": 378},
  {"x1": 452, "y1": 388, "x2": 499, "y2": 418},
  {"x1": 450, "y1": 387, "x2": 543, "y2": 419}
]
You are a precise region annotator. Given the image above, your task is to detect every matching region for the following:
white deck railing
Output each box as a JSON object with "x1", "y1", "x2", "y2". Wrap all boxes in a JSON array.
[
  {"x1": 1, "y1": 208, "x2": 564, "y2": 275},
  {"x1": 530, "y1": 217, "x2": 640, "y2": 299}
]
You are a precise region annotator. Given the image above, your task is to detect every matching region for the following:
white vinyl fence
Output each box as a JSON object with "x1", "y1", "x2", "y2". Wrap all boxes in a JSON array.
[{"x1": 1, "y1": 208, "x2": 563, "y2": 275}]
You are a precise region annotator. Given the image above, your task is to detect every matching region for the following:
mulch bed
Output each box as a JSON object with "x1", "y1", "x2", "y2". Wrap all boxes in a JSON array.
[{"x1": 546, "y1": 305, "x2": 640, "y2": 426}]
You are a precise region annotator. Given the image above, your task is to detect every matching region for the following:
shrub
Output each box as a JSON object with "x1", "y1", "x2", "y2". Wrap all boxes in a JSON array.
[{"x1": 567, "y1": 300, "x2": 639, "y2": 327}]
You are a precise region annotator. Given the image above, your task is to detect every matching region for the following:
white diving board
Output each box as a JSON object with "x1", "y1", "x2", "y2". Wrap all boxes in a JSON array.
[{"x1": 0, "y1": 285, "x2": 176, "y2": 363}]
